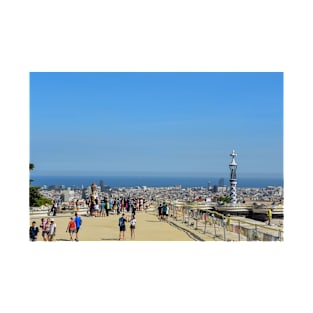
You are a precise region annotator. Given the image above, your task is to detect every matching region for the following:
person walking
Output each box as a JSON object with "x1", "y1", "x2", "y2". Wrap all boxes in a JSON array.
[
  {"x1": 105, "y1": 198, "x2": 110, "y2": 217},
  {"x1": 66, "y1": 217, "x2": 76, "y2": 241},
  {"x1": 118, "y1": 213, "x2": 127, "y2": 240},
  {"x1": 40, "y1": 218, "x2": 49, "y2": 241},
  {"x1": 158, "y1": 203, "x2": 162, "y2": 220},
  {"x1": 116, "y1": 198, "x2": 121, "y2": 215},
  {"x1": 29, "y1": 221, "x2": 39, "y2": 241},
  {"x1": 48, "y1": 219, "x2": 56, "y2": 241},
  {"x1": 52, "y1": 200, "x2": 58, "y2": 216},
  {"x1": 129, "y1": 214, "x2": 136, "y2": 240},
  {"x1": 126, "y1": 198, "x2": 130, "y2": 213},
  {"x1": 74, "y1": 212, "x2": 82, "y2": 241},
  {"x1": 131, "y1": 203, "x2": 137, "y2": 216},
  {"x1": 100, "y1": 200, "x2": 106, "y2": 217},
  {"x1": 113, "y1": 198, "x2": 118, "y2": 214}
]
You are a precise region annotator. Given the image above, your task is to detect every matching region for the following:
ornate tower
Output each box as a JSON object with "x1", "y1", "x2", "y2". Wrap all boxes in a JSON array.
[
  {"x1": 229, "y1": 149, "x2": 238, "y2": 204},
  {"x1": 90, "y1": 182, "x2": 98, "y2": 201}
]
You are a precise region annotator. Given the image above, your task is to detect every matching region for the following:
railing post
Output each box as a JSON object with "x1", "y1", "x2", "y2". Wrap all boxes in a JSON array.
[
  {"x1": 187, "y1": 209, "x2": 190, "y2": 226},
  {"x1": 254, "y1": 225, "x2": 258, "y2": 241},
  {"x1": 238, "y1": 220, "x2": 241, "y2": 241}
]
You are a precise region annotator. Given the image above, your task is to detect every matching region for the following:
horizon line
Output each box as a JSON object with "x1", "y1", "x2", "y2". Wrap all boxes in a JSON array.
[{"x1": 30, "y1": 172, "x2": 283, "y2": 178}]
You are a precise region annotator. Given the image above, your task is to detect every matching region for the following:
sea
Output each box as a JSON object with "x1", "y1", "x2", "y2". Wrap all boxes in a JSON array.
[{"x1": 30, "y1": 175, "x2": 284, "y2": 189}]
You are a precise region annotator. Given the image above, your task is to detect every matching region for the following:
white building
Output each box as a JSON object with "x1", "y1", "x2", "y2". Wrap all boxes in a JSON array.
[{"x1": 61, "y1": 188, "x2": 75, "y2": 202}]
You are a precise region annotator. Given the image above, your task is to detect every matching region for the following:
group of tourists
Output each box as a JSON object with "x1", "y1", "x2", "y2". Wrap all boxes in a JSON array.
[
  {"x1": 30, "y1": 212, "x2": 82, "y2": 242},
  {"x1": 29, "y1": 209, "x2": 138, "y2": 241},
  {"x1": 157, "y1": 202, "x2": 169, "y2": 221},
  {"x1": 29, "y1": 217, "x2": 57, "y2": 241}
]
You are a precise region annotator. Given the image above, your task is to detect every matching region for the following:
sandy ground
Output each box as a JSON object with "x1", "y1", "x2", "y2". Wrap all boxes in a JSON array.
[{"x1": 29, "y1": 210, "x2": 214, "y2": 241}]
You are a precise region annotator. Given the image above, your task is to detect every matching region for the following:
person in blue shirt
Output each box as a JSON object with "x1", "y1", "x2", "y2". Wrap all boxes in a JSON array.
[
  {"x1": 118, "y1": 213, "x2": 127, "y2": 240},
  {"x1": 29, "y1": 221, "x2": 39, "y2": 241},
  {"x1": 74, "y1": 212, "x2": 82, "y2": 242}
]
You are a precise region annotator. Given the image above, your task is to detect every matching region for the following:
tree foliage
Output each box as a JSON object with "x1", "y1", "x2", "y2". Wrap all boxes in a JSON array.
[
  {"x1": 29, "y1": 163, "x2": 51, "y2": 207},
  {"x1": 217, "y1": 196, "x2": 230, "y2": 204}
]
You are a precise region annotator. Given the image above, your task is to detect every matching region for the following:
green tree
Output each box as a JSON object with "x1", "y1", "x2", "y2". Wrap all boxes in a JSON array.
[
  {"x1": 29, "y1": 163, "x2": 51, "y2": 207},
  {"x1": 217, "y1": 196, "x2": 230, "y2": 204},
  {"x1": 30, "y1": 163, "x2": 34, "y2": 184}
]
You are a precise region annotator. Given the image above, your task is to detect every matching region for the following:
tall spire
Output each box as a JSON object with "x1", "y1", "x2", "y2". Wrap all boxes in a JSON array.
[{"x1": 229, "y1": 149, "x2": 238, "y2": 204}]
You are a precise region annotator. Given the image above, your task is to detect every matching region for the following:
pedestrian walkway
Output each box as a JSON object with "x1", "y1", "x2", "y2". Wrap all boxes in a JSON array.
[{"x1": 30, "y1": 210, "x2": 214, "y2": 241}]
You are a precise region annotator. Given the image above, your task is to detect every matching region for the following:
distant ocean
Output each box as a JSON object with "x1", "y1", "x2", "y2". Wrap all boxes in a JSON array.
[{"x1": 30, "y1": 175, "x2": 283, "y2": 189}]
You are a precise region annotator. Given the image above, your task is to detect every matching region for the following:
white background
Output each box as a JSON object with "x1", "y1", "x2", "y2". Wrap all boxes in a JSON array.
[{"x1": 0, "y1": 1, "x2": 312, "y2": 312}]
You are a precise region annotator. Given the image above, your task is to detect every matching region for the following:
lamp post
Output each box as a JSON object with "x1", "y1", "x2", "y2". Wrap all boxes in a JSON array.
[{"x1": 229, "y1": 149, "x2": 238, "y2": 205}]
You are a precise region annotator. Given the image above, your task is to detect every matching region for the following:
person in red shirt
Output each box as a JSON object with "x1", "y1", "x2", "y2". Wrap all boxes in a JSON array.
[{"x1": 66, "y1": 217, "x2": 76, "y2": 241}]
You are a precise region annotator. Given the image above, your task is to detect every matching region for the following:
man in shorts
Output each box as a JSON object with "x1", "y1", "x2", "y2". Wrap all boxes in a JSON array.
[
  {"x1": 66, "y1": 217, "x2": 76, "y2": 241},
  {"x1": 74, "y1": 212, "x2": 82, "y2": 241},
  {"x1": 118, "y1": 213, "x2": 127, "y2": 240}
]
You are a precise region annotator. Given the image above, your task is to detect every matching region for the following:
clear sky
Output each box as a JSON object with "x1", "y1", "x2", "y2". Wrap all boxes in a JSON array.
[{"x1": 30, "y1": 72, "x2": 283, "y2": 177}]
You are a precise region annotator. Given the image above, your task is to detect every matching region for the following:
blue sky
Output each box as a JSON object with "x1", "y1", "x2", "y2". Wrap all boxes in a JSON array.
[{"x1": 30, "y1": 72, "x2": 283, "y2": 177}]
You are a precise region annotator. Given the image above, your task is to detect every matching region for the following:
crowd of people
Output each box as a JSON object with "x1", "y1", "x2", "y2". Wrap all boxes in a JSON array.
[
  {"x1": 87, "y1": 197, "x2": 146, "y2": 217},
  {"x1": 29, "y1": 197, "x2": 173, "y2": 242}
]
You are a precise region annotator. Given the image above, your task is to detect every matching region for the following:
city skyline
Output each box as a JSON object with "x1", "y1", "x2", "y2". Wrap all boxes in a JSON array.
[{"x1": 30, "y1": 72, "x2": 283, "y2": 178}]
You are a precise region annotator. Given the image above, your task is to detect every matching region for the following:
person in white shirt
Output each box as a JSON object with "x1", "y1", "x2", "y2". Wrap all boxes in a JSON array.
[
  {"x1": 129, "y1": 214, "x2": 136, "y2": 240},
  {"x1": 48, "y1": 219, "x2": 56, "y2": 241}
]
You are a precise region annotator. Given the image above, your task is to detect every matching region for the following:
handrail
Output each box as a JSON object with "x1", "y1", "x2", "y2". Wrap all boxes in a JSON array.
[{"x1": 166, "y1": 200, "x2": 284, "y2": 241}]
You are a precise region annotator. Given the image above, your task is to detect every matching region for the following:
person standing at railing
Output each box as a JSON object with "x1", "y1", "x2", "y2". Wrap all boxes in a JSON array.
[
  {"x1": 226, "y1": 214, "x2": 231, "y2": 231},
  {"x1": 267, "y1": 209, "x2": 272, "y2": 226}
]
